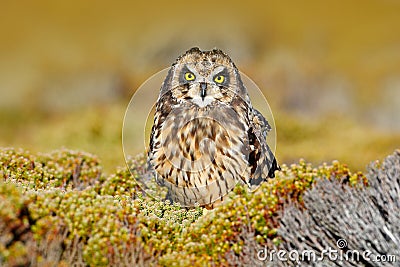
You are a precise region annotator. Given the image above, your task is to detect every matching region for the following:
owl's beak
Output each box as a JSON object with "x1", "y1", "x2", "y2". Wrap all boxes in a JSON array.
[{"x1": 200, "y1": 82, "x2": 207, "y2": 100}]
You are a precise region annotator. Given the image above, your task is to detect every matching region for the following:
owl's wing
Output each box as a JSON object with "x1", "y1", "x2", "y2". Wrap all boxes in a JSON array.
[
  {"x1": 247, "y1": 108, "x2": 280, "y2": 190},
  {"x1": 147, "y1": 90, "x2": 176, "y2": 176}
]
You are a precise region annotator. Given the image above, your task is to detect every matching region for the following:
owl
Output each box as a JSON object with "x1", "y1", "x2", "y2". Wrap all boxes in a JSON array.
[{"x1": 148, "y1": 47, "x2": 279, "y2": 208}]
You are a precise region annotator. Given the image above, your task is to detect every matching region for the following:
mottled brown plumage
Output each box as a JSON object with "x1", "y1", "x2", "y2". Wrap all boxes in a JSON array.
[{"x1": 148, "y1": 47, "x2": 279, "y2": 207}]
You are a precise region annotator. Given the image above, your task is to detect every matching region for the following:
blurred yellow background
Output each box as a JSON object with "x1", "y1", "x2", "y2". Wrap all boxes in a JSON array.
[{"x1": 1, "y1": 0, "x2": 399, "y2": 172}]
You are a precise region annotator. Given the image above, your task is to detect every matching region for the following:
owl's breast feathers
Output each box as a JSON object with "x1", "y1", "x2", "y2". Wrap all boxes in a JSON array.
[{"x1": 148, "y1": 91, "x2": 279, "y2": 206}]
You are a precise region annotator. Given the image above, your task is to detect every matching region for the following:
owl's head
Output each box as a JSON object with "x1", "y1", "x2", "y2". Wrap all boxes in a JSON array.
[{"x1": 161, "y1": 47, "x2": 248, "y2": 108}]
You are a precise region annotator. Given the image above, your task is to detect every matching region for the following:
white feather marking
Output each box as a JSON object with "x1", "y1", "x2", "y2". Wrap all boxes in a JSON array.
[{"x1": 192, "y1": 95, "x2": 214, "y2": 108}]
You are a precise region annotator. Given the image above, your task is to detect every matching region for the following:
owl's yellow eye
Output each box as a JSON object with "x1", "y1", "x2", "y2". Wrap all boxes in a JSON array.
[
  {"x1": 185, "y1": 72, "x2": 196, "y2": 81},
  {"x1": 214, "y1": 75, "x2": 225, "y2": 84}
]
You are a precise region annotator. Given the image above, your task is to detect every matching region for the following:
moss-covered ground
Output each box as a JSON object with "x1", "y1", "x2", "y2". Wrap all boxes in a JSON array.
[{"x1": 0, "y1": 147, "x2": 374, "y2": 266}]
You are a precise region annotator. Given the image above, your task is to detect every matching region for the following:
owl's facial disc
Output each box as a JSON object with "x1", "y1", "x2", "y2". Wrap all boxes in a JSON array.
[{"x1": 177, "y1": 64, "x2": 230, "y2": 108}]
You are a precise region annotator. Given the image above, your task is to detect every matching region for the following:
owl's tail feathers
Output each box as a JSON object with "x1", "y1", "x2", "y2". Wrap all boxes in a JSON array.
[{"x1": 267, "y1": 157, "x2": 281, "y2": 178}]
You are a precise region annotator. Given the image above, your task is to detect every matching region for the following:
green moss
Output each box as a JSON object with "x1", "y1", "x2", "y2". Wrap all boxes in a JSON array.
[
  {"x1": 0, "y1": 148, "x2": 102, "y2": 190},
  {"x1": 0, "y1": 181, "x2": 31, "y2": 265}
]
